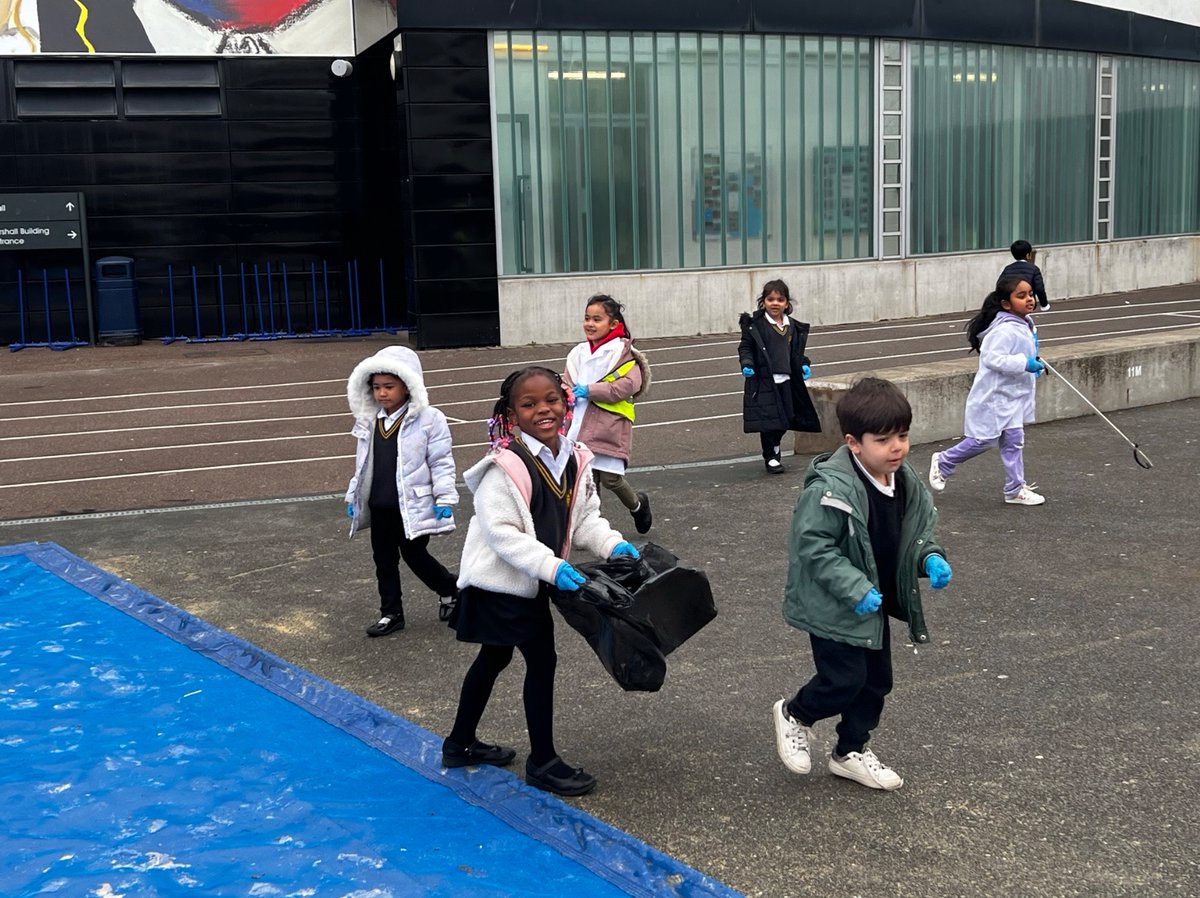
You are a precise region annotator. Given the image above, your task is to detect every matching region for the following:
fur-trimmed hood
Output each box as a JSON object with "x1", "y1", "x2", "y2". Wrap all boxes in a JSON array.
[
  {"x1": 346, "y1": 345, "x2": 430, "y2": 418},
  {"x1": 627, "y1": 344, "x2": 653, "y2": 400}
]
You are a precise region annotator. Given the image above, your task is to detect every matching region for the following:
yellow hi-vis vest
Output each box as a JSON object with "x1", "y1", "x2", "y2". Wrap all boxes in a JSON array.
[{"x1": 590, "y1": 359, "x2": 637, "y2": 422}]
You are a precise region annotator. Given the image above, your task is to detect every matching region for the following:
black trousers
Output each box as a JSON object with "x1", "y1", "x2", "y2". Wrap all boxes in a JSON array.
[
  {"x1": 368, "y1": 506, "x2": 456, "y2": 618},
  {"x1": 786, "y1": 618, "x2": 893, "y2": 757},
  {"x1": 760, "y1": 431, "x2": 787, "y2": 460}
]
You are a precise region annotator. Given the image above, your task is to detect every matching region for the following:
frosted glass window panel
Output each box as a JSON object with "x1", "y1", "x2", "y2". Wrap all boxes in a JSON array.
[
  {"x1": 909, "y1": 41, "x2": 1095, "y2": 254},
  {"x1": 1113, "y1": 56, "x2": 1200, "y2": 239},
  {"x1": 493, "y1": 29, "x2": 872, "y2": 274}
]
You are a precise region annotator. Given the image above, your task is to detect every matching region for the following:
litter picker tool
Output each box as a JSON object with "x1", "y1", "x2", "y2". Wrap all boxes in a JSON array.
[{"x1": 1040, "y1": 359, "x2": 1153, "y2": 469}]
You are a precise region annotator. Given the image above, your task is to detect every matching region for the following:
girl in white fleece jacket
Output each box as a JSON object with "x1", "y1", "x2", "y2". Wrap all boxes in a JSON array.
[{"x1": 441, "y1": 366, "x2": 640, "y2": 798}]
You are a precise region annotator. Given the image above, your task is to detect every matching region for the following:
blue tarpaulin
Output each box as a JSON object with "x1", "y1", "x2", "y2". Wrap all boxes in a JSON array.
[{"x1": 0, "y1": 542, "x2": 743, "y2": 898}]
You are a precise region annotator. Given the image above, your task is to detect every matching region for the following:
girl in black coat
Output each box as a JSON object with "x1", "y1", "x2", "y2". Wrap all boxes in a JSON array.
[{"x1": 738, "y1": 280, "x2": 821, "y2": 473}]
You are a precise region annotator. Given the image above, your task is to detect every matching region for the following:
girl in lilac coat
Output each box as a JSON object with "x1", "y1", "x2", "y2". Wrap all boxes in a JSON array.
[{"x1": 928, "y1": 275, "x2": 1048, "y2": 506}]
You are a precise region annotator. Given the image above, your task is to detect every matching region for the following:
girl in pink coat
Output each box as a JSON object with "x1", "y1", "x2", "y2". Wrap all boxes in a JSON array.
[{"x1": 562, "y1": 295, "x2": 654, "y2": 534}]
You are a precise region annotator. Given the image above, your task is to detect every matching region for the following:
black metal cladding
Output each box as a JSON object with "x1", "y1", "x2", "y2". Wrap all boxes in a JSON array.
[
  {"x1": 395, "y1": 0, "x2": 1200, "y2": 62},
  {"x1": 398, "y1": 30, "x2": 500, "y2": 349},
  {"x1": 0, "y1": 48, "x2": 405, "y2": 344}
]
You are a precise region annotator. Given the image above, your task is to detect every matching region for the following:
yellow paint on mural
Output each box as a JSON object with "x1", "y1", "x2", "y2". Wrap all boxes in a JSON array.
[{"x1": 73, "y1": 0, "x2": 96, "y2": 52}]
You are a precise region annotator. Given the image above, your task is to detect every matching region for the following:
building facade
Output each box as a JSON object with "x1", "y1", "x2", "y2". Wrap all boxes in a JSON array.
[{"x1": 2, "y1": 1, "x2": 1199, "y2": 347}]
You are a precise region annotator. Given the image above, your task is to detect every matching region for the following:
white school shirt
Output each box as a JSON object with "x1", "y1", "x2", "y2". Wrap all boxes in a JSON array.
[
  {"x1": 518, "y1": 430, "x2": 574, "y2": 483},
  {"x1": 851, "y1": 452, "x2": 897, "y2": 497}
]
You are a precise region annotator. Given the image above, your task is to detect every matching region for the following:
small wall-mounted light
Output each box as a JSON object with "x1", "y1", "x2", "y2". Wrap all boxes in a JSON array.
[
  {"x1": 548, "y1": 70, "x2": 627, "y2": 81},
  {"x1": 331, "y1": 59, "x2": 353, "y2": 78}
]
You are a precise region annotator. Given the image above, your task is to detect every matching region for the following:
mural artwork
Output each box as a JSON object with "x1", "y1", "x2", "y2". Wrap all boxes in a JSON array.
[{"x1": 0, "y1": 0, "x2": 394, "y2": 56}]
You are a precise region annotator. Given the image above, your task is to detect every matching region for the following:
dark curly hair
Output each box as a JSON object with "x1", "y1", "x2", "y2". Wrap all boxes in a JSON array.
[{"x1": 486, "y1": 366, "x2": 571, "y2": 448}]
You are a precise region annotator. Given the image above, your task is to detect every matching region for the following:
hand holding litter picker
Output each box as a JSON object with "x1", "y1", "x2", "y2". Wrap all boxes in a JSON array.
[{"x1": 1039, "y1": 357, "x2": 1153, "y2": 469}]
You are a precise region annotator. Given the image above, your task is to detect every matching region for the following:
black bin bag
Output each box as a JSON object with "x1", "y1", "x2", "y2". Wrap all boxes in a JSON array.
[{"x1": 549, "y1": 543, "x2": 716, "y2": 692}]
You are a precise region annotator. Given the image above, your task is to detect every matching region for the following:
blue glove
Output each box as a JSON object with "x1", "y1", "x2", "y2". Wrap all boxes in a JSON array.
[
  {"x1": 610, "y1": 541, "x2": 640, "y2": 559},
  {"x1": 555, "y1": 562, "x2": 587, "y2": 591},
  {"x1": 925, "y1": 554, "x2": 952, "y2": 589},
  {"x1": 346, "y1": 504, "x2": 354, "y2": 519},
  {"x1": 802, "y1": 364, "x2": 812, "y2": 380},
  {"x1": 741, "y1": 366, "x2": 755, "y2": 378},
  {"x1": 854, "y1": 587, "x2": 882, "y2": 615},
  {"x1": 1025, "y1": 356, "x2": 1046, "y2": 375},
  {"x1": 433, "y1": 504, "x2": 453, "y2": 519},
  {"x1": 572, "y1": 383, "x2": 589, "y2": 399}
]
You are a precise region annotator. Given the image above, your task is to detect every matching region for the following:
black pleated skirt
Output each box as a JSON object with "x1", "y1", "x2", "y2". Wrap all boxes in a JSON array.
[{"x1": 453, "y1": 584, "x2": 554, "y2": 646}]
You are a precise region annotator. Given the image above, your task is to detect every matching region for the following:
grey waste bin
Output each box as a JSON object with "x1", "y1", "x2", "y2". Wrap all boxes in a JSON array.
[{"x1": 95, "y1": 256, "x2": 141, "y2": 345}]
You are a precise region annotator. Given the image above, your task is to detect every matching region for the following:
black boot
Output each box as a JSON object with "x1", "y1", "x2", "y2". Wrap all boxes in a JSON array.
[{"x1": 631, "y1": 492, "x2": 653, "y2": 534}]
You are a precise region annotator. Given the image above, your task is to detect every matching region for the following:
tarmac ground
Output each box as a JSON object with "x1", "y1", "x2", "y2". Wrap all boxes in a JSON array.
[
  {"x1": 3, "y1": 284, "x2": 1199, "y2": 896},
  {"x1": 3, "y1": 395, "x2": 1197, "y2": 897}
]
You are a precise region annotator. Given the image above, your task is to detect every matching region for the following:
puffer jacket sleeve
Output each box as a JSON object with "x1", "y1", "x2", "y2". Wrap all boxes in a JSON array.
[
  {"x1": 737, "y1": 316, "x2": 758, "y2": 369},
  {"x1": 425, "y1": 408, "x2": 458, "y2": 505},
  {"x1": 344, "y1": 421, "x2": 370, "y2": 504}
]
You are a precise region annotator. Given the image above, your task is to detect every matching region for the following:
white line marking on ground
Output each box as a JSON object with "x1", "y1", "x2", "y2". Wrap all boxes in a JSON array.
[{"x1": 0, "y1": 455, "x2": 354, "y2": 490}]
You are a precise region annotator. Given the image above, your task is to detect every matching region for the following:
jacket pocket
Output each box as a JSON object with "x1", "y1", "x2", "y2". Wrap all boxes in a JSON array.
[{"x1": 412, "y1": 485, "x2": 432, "y2": 497}]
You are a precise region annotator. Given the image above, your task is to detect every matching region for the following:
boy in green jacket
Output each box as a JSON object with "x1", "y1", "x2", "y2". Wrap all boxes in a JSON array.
[{"x1": 773, "y1": 377, "x2": 952, "y2": 790}]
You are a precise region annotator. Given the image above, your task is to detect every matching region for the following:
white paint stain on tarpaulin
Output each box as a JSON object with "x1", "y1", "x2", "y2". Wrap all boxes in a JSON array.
[{"x1": 0, "y1": 0, "x2": 395, "y2": 55}]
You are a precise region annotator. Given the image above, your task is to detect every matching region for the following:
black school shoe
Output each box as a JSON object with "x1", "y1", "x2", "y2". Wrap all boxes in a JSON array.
[
  {"x1": 525, "y1": 756, "x2": 597, "y2": 797},
  {"x1": 366, "y1": 614, "x2": 404, "y2": 637},
  {"x1": 631, "y1": 492, "x2": 653, "y2": 534},
  {"x1": 442, "y1": 739, "x2": 517, "y2": 769},
  {"x1": 765, "y1": 457, "x2": 786, "y2": 475}
]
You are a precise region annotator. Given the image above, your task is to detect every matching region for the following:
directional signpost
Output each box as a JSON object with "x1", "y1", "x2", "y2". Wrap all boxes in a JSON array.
[{"x1": 0, "y1": 192, "x2": 94, "y2": 344}]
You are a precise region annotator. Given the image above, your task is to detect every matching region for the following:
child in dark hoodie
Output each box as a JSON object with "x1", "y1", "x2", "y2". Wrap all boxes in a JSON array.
[{"x1": 345, "y1": 345, "x2": 459, "y2": 636}]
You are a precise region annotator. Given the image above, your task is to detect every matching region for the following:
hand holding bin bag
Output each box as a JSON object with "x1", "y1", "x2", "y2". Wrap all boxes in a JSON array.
[{"x1": 548, "y1": 543, "x2": 716, "y2": 692}]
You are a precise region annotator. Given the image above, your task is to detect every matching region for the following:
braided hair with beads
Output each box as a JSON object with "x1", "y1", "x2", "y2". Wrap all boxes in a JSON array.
[{"x1": 486, "y1": 366, "x2": 574, "y2": 449}]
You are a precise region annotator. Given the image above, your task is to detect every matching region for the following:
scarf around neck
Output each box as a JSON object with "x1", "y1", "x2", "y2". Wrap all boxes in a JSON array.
[{"x1": 588, "y1": 321, "x2": 627, "y2": 353}]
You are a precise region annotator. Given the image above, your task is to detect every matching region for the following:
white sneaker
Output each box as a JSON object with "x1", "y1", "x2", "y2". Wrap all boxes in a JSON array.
[
  {"x1": 1004, "y1": 486, "x2": 1046, "y2": 506},
  {"x1": 1038, "y1": 299, "x2": 1051, "y2": 311},
  {"x1": 828, "y1": 749, "x2": 903, "y2": 790},
  {"x1": 928, "y1": 452, "x2": 946, "y2": 492},
  {"x1": 771, "y1": 699, "x2": 813, "y2": 774}
]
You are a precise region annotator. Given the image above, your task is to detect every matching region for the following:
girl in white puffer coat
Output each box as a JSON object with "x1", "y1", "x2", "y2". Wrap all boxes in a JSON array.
[{"x1": 345, "y1": 345, "x2": 459, "y2": 636}]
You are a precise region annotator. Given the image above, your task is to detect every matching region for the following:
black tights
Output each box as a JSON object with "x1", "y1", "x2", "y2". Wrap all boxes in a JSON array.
[{"x1": 448, "y1": 637, "x2": 558, "y2": 766}]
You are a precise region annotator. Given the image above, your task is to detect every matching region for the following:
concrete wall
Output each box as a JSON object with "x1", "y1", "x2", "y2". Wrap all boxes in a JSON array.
[
  {"x1": 496, "y1": 235, "x2": 1200, "y2": 346},
  {"x1": 793, "y1": 329, "x2": 1200, "y2": 454}
]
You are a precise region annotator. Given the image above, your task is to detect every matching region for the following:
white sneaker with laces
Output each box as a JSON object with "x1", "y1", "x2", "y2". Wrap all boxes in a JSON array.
[
  {"x1": 771, "y1": 699, "x2": 813, "y2": 774},
  {"x1": 828, "y1": 749, "x2": 903, "y2": 790},
  {"x1": 928, "y1": 452, "x2": 946, "y2": 492},
  {"x1": 1004, "y1": 486, "x2": 1046, "y2": 506}
]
